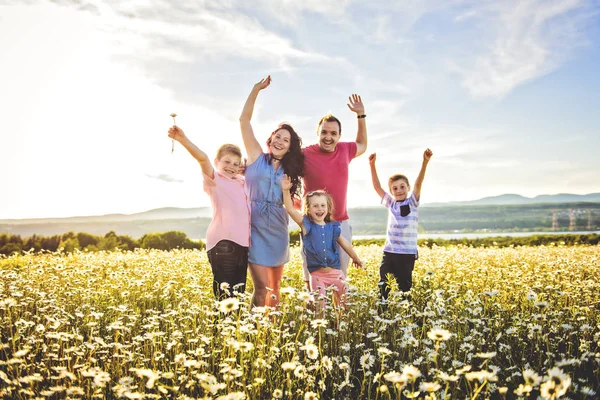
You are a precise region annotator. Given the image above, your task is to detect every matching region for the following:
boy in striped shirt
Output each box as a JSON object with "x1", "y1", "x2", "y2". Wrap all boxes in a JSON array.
[{"x1": 368, "y1": 149, "x2": 433, "y2": 304}]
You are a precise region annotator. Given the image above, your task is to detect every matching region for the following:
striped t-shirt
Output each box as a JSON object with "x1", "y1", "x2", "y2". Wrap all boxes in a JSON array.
[{"x1": 381, "y1": 192, "x2": 419, "y2": 254}]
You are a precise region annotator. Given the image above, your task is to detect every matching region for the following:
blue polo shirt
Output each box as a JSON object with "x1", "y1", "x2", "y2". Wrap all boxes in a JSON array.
[{"x1": 301, "y1": 216, "x2": 342, "y2": 272}]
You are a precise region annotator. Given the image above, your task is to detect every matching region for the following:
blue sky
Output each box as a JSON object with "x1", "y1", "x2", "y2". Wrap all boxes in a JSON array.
[{"x1": 1, "y1": 0, "x2": 599, "y2": 219}]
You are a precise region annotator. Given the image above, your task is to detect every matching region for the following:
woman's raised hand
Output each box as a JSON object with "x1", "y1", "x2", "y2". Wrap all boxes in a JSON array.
[{"x1": 254, "y1": 75, "x2": 272, "y2": 91}]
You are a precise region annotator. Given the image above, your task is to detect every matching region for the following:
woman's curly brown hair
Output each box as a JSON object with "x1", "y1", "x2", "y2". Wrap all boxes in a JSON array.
[{"x1": 267, "y1": 123, "x2": 304, "y2": 200}]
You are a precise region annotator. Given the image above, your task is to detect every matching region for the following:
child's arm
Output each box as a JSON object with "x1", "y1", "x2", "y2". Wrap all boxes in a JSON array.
[
  {"x1": 168, "y1": 126, "x2": 214, "y2": 178},
  {"x1": 413, "y1": 148, "x2": 433, "y2": 201},
  {"x1": 239, "y1": 76, "x2": 271, "y2": 166},
  {"x1": 337, "y1": 236, "x2": 363, "y2": 268},
  {"x1": 368, "y1": 153, "x2": 386, "y2": 199},
  {"x1": 281, "y1": 174, "x2": 305, "y2": 233}
]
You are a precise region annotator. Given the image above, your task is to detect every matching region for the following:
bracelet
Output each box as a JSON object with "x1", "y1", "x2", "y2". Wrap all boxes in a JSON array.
[{"x1": 357, "y1": 114, "x2": 367, "y2": 119}]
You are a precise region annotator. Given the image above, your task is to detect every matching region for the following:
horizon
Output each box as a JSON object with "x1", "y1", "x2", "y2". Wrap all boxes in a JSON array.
[
  {"x1": 3, "y1": 191, "x2": 600, "y2": 221},
  {"x1": 2, "y1": 1, "x2": 600, "y2": 219}
]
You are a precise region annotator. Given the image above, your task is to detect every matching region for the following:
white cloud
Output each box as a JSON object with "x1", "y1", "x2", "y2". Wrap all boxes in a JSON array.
[
  {"x1": 55, "y1": 1, "x2": 346, "y2": 69},
  {"x1": 453, "y1": 0, "x2": 595, "y2": 98},
  {"x1": 455, "y1": 10, "x2": 478, "y2": 22},
  {"x1": 145, "y1": 174, "x2": 184, "y2": 183}
]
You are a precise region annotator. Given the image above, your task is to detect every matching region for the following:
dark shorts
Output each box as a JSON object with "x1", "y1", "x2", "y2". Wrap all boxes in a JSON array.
[
  {"x1": 207, "y1": 240, "x2": 249, "y2": 300},
  {"x1": 379, "y1": 251, "x2": 418, "y2": 298}
]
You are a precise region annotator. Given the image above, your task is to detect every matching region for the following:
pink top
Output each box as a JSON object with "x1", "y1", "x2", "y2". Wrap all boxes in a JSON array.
[
  {"x1": 302, "y1": 142, "x2": 357, "y2": 222},
  {"x1": 203, "y1": 171, "x2": 251, "y2": 251}
]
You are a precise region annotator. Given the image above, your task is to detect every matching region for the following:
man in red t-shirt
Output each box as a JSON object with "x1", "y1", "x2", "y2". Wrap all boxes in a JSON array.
[{"x1": 301, "y1": 94, "x2": 368, "y2": 284}]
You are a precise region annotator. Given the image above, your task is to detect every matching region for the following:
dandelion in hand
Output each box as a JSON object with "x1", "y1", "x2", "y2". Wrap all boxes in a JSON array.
[{"x1": 170, "y1": 113, "x2": 177, "y2": 153}]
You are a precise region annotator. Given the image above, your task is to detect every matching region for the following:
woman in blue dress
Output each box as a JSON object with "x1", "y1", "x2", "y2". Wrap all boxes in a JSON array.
[{"x1": 239, "y1": 75, "x2": 304, "y2": 308}]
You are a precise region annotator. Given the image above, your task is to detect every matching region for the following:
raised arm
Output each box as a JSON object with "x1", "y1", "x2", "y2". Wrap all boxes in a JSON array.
[
  {"x1": 337, "y1": 236, "x2": 363, "y2": 268},
  {"x1": 347, "y1": 94, "x2": 367, "y2": 157},
  {"x1": 239, "y1": 76, "x2": 271, "y2": 165},
  {"x1": 281, "y1": 174, "x2": 305, "y2": 232},
  {"x1": 168, "y1": 126, "x2": 214, "y2": 178},
  {"x1": 368, "y1": 153, "x2": 385, "y2": 199},
  {"x1": 413, "y1": 148, "x2": 433, "y2": 201}
]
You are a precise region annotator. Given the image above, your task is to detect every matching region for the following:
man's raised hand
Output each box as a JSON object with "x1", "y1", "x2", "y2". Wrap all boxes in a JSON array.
[{"x1": 347, "y1": 94, "x2": 365, "y2": 115}]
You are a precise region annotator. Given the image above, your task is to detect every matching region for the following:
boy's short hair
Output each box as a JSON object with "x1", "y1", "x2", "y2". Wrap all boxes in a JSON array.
[
  {"x1": 316, "y1": 113, "x2": 342, "y2": 135},
  {"x1": 216, "y1": 144, "x2": 242, "y2": 160},
  {"x1": 388, "y1": 174, "x2": 410, "y2": 189}
]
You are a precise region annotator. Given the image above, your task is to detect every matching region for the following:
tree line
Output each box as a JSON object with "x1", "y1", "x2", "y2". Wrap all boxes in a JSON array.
[
  {"x1": 0, "y1": 231, "x2": 204, "y2": 255},
  {"x1": 1, "y1": 230, "x2": 598, "y2": 256},
  {"x1": 349, "y1": 202, "x2": 600, "y2": 234},
  {"x1": 353, "y1": 233, "x2": 600, "y2": 248}
]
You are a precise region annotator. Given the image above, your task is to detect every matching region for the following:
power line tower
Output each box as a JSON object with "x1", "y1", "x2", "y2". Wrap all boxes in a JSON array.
[{"x1": 552, "y1": 210, "x2": 559, "y2": 230}]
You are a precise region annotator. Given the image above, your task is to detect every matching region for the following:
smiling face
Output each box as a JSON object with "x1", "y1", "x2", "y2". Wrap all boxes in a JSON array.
[
  {"x1": 268, "y1": 128, "x2": 291, "y2": 159},
  {"x1": 214, "y1": 152, "x2": 242, "y2": 178},
  {"x1": 389, "y1": 178, "x2": 410, "y2": 201},
  {"x1": 305, "y1": 192, "x2": 333, "y2": 224},
  {"x1": 317, "y1": 120, "x2": 341, "y2": 153}
]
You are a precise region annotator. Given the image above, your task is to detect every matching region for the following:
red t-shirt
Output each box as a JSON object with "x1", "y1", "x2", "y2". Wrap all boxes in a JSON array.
[{"x1": 302, "y1": 142, "x2": 357, "y2": 222}]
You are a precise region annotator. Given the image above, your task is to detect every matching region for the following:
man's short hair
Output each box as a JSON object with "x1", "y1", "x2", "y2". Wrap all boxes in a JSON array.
[{"x1": 317, "y1": 113, "x2": 342, "y2": 135}]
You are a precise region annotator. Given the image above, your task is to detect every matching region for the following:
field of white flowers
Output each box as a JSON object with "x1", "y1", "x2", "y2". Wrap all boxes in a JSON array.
[{"x1": 1, "y1": 244, "x2": 599, "y2": 399}]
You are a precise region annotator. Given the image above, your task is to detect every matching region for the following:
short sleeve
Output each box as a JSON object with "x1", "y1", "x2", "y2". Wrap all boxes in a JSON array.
[
  {"x1": 381, "y1": 192, "x2": 394, "y2": 209},
  {"x1": 338, "y1": 142, "x2": 358, "y2": 163},
  {"x1": 331, "y1": 221, "x2": 341, "y2": 241},
  {"x1": 245, "y1": 152, "x2": 266, "y2": 172},
  {"x1": 409, "y1": 192, "x2": 419, "y2": 208},
  {"x1": 202, "y1": 172, "x2": 216, "y2": 195},
  {"x1": 342, "y1": 141, "x2": 358, "y2": 161},
  {"x1": 302, "y1": 215, "x2": 313, "y2": 235}
]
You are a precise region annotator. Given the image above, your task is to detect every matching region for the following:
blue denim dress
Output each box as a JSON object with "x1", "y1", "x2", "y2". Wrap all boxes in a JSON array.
[{"x1": 245, "y1": 153, "x2": 290, "y2": 266}]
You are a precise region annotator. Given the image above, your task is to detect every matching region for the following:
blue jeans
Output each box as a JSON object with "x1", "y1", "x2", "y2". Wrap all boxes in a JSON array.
[{"x1": 207, "y1": 240, "x2": 249, "y2": 300}]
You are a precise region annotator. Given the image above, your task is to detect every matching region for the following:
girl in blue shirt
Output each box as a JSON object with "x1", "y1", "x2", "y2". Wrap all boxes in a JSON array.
[{"x1": 281, "y1": 175, "x2": 362, "y2": 309}]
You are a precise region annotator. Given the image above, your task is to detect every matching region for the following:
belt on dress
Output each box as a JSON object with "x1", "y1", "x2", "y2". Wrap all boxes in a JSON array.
[{"x1": 252, "y1": 200, "x2": 284, "y2": 228}]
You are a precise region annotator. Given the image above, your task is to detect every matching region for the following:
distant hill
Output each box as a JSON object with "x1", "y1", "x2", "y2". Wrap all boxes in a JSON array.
[
  {"x1": 1, "y1": 194, "x2": 599, "y2": 239},
  {"x1": 427, "y1": 193, "x2": 600, "y2": 206},
  {"x1": 0, "y1": 207, "x2": 212, "y2": 225},
  {"x1": 0, "y1": 207, "x2": 214, "y2": 239}
]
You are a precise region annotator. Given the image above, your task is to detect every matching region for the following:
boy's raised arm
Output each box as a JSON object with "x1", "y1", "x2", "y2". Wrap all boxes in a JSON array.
[
  {"x1": 368, "y1": 153, "x2": 385, "y2": 199},
  {"x1": 239, "y1": 76, "x2": 271, "y2": 165},
  {"x1": 413, "y1": 148, "x2": 433, "y2": 201},
  {"x1": 168, "y1": 126, "x2": 214, "y2": 179},
  {"x1": 281, "y1": 174, "x2": 305, "y2": 233}
]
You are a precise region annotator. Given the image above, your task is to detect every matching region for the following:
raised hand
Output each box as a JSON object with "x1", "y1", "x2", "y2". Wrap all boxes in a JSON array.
[
  {"x1": 168, "y1": 125, "x2": 186, "y2": 142},
  {"x1": 424, "y1": 148, "x2": 433, "y2": 162},
  {"x1": 280, "y1": 174, "x2": 292, "y2": 191},
  {"x1": 254, "y1": 75, "x2": 272, "y2": 91},
  {"x1": 368, "y1": 153, "x2": 376, "y2": 166},
  {"x1": 347, "y1": 94, "x2": 365, "y2": 115}
]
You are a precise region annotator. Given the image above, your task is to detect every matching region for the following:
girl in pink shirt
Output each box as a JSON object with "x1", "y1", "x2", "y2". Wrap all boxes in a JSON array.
[{"x1": 168, "y1": 126, "x2": 251, "y2": 300}]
